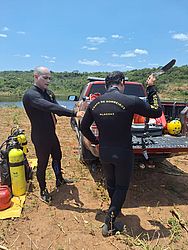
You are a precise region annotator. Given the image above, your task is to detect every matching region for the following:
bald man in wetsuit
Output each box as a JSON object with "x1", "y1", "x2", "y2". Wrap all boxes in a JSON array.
[
  {"x1": 80, "y1": 71, "x2": 162, "y2": 236},
  {"x1": 23, "y1": 66, "x2": 83, "y2": 204}
]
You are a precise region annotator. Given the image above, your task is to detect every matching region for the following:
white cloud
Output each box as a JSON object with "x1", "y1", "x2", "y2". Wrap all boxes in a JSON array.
[
  {"x1": 78, "y1": 59, "x2": 101, "y2": 66},
  {"x1": 112, "y1": 53, "x2": 119, "y2": 57},
  {"x1": 134, "y1": 49, "x2": 148, "y2": 55},
  {"x1": 24, "y1": 54, "x2": 31, "y2": 58},
  {"x1": 88, "y1": 47, "x2": 98, "y2": 51},
  {"x1": 125, "y1": 66, "x2": 134, "y2": 70},
  {"x1": 82, "y1": 46, "x2": 98, "y2": 51},
  {"x1": 106, "y1": 63, "x2": 126, "y2": 67},
  {"x1": 41, "y1": 55, "x2": 50, "y2": 59},
  {"x1": 14, "y1": 54, "x2": 31, "y2": 58},
  {"x1": 120, "y1": 52, "x2": 136, "y2": 58},
  {"x1": 2, "y1": 27, "x2": 9, "y2": 32},
  {"x1": 172, "y1": 33, "x2": 188, "y2": 41},
  {"x1": 148, "y1": 63, "x2": 159, "y2": 67},
  {"x1": 41, "y1": 55, "x2": 56, "y2": 63},
  {"x1": 0, "y1": 33, "x2": 7, "y2": 38},
  {"x1": 111, "y1": 34, "x2": 123, "y2": 39},
  {"x1": 169, "y1": 30, "x2": 176, "y2": 34},
  {"x1": 87, "y1": 36, "x2": 106, "y2": 45},
  {"x1": 106, "y1": 63, "x2": 134, "y2": 71},
  {"x1": 17, "y1": 31, "x2": 26, "y2": 35},
  {"x1": 115, "y1": 49, "x2": 148, "y2": 58},
  {"x1": 138, "y1": 59, "x2": 146, "y2": 63}
]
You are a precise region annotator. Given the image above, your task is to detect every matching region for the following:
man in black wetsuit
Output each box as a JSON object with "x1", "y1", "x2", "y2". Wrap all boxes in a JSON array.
[
  {"x1": 23, "y1": 66, "x2": 83, "y2": 203},
  {"x1": 80, "y1": 71, "x2": 162, "y2": 236}
]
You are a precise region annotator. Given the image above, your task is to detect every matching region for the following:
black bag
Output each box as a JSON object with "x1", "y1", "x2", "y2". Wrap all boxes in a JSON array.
[{"x1": 0, "y1": 157, "x2": 11, "y2": 186}]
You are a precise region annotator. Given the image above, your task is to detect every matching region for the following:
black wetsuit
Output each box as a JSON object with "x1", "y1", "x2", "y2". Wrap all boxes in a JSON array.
[
  {"x1": 80, "y1": 85, "x2": 162, "y2": 224},
  {"x1": 23, "y1": 85, "x2": 76, "y2": 191}
]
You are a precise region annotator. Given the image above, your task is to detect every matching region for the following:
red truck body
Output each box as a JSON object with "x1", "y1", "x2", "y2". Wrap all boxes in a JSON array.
[{"x1": 69, "y1": 77, "x2": 188, "y2": 165}]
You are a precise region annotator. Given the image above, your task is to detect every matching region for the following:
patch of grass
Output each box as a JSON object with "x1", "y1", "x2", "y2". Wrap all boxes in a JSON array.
[
  {"x1": 73, "y1": 162, "x2": 90, "y2": 179},
  {"x1": 46, "y1": 168, "x2": 54, "y2": 180},
  {"x1": 12, "y1": 110, "x2": 21, "y2": 125},
  {"x1": 117, "y1": 233, "x2": 167, "y2": 250},
  {"x1": 96, "y1": 181, "x2": 109, "y2": 202},
  {"x1": 168, "y1": 217, "x2": 182, "y2": 243}
]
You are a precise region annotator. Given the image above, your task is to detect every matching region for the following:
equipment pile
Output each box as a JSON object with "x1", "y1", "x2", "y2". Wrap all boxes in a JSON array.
[{"x1": 0, "y1": 127, "x2": 33, "y2": 211}]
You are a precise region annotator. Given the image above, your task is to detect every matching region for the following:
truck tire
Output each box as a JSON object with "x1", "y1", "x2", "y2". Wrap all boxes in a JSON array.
[
  {"x1": 70, "y1": 117, "x2": 77, "y2": 131},
  {"x1": 78, "y1": 132, "x2": 97, "y2": 164}
]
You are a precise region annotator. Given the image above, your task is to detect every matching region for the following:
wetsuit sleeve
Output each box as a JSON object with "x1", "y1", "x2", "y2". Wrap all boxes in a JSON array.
[
  {"x1": 23, "y1": 91, "x2": 76, "y2": 117},
  {"x1": 80, "y1": 106, "x2": 99, "y2": 145},
  {"x1": 46, "y1": 89, "x2": 59, "y2": 104},
  {"x1": 133, "y1": 85, "x2": 162, "y2": 118}
]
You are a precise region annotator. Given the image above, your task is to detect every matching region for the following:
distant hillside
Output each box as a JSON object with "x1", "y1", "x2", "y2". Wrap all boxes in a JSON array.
[{"x1": 0, "y1": 65, "x2": 188, "y2": 100}]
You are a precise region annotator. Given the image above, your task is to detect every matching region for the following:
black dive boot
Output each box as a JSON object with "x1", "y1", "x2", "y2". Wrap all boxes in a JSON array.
[
  {"x1": 102, "y1": 211, "x2": 116, "y2": 237},
  {"x1": 56, "y1": 175, "x2": 74, "y2": 187},
  {"x1": 40, "y1": 188, "x2": 52, "y2": 204},
  {"x1": 102, "y1": 210, "x2": 124, "y2": 237},
  {"x1": 52, "y1": 160, "x2": 74, "y2": 188}
]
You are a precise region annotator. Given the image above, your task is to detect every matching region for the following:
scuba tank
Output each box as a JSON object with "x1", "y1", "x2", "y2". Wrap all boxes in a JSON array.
[
  {"x1": 11, "y1": 127, "x2": 28, "y2": 154},
  {"x1": 16, "y1": 133, "x2": 28, "y2": 154},
  {"x1": 8, "y1": 146, "x2": 27, "y2": 196},
  {"x1": 0, "y1": 127, "x2": 31, "y2": 196},
  {"x1": 10, "y1": 127, "x2": 32, "y2": 181}
]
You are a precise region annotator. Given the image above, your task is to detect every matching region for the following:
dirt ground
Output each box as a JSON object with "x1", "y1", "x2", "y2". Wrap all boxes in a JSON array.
[{"x1": 0, "y1": 107, "x2": 188, "y2": 250}]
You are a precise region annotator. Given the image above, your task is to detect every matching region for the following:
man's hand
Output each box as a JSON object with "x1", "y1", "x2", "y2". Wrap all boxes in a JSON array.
[
  {"x1": 146, "y1": 74, "x2": 156, "y2": 86},
  {"x1": 76, "y1": 111, "x2": 85, "y2": 118},
  {"x1": 90, "y1": 144, "x2": 99, "y2": 157},
  {"x1": 83, "y1": 136, "x2": 99, "y2": 157}
]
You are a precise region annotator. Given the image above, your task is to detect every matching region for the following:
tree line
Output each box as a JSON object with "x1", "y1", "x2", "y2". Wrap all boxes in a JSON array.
[{"x1": 0, "y1": 65, "x2": 188, "y2": 100}]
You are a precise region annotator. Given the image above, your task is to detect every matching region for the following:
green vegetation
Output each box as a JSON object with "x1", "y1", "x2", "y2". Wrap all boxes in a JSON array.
[
  {"x1": 168, "y1": 217, "x2": 182, "y2": 243},
  {"x1": 0, "y1": 65, "x2": 188, "y2": 100}
]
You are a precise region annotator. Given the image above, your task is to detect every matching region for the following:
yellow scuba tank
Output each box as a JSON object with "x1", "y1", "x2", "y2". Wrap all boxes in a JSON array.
[
  {"x1": 16, "y1": 133, "x2": 28, "y2": 154},
  {"x1": 8, "y1": 148, "x2": 26, "y2": 196},
  {"x1": 11, "y1": 127, "x2": 28, "y2": 155}
]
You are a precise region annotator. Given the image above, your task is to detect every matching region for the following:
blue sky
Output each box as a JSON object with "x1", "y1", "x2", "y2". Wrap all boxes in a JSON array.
[{"x1": 1, "y1": 0, "x2": 188, "y2": 72}]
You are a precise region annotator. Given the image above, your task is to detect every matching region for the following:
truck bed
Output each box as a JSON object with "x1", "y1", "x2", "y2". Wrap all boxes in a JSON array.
[{"x1": 132, "y1": 135, "x2": 188, "y2": 154}]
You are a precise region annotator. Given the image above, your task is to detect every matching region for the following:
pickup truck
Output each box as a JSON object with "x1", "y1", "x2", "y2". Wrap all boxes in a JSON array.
[{"x1": 69, "y1": 77, "x2": 188, "y2": 167}]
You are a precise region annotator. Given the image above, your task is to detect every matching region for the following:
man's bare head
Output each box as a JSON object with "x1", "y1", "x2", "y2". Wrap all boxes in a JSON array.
[{"x1": 34, "y1": 66, "x2": 51, "y2": 91}]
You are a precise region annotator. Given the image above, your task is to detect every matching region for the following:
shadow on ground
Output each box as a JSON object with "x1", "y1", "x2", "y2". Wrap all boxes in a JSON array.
[
  {"x1": 49, "y1": 183, "x2": 98, "y2": 214},
  {"x1": 86, "y1": 159, "x2": 188, "y2": 208},
  {"x1": 95, "y1": 210, "x2": 170, "y2": 241}
]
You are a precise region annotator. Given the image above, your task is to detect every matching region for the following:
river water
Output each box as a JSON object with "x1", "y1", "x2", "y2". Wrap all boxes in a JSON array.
[{"x1": 0, "y1": 96, "x2": 75, "y2": 109}]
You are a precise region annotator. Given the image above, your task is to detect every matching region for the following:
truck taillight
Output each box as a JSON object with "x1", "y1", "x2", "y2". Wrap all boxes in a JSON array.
[{"x1": 133, "y1": 114, "x2": 145, "y2": 124}]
